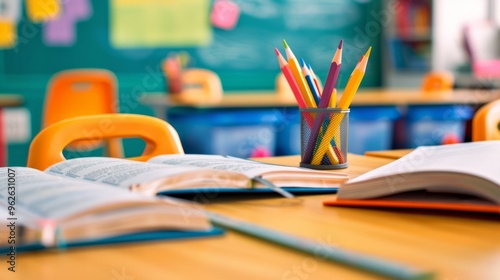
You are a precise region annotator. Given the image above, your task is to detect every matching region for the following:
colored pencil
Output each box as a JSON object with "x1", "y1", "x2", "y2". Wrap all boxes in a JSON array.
[
  {"x1": 283, "y1": 40, "x2": 316, "y2": 108},
  {"x1": 276, "y1": 47, "x2": 339, "y2": 164},
  {"x1": 301, "y1": 41, "x2": 343, "y2": 164},
  {"x1": 311, "y1": 47, "x2": 371, "y2": 165},
  {"x1": 308, "y1": 64, "x2": 323, "y2": 96},
  {"x1": 301, "y1": 58, "x2": 320, "y2": 106},
  {"x1": 320, "y1": 40, "x2": 343, "y2": 108},
  {"x1": 275, "y1": 48, "x2": 307, "y2": 109}
]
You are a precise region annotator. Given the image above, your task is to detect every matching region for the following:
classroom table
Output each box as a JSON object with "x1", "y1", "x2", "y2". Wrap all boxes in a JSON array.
[
  {"x1": 3, "y1": 153, "x2": 499, "y2": 280},
  {"x1": 364, "y1": 149, "x2": 413, "y2": 159},
  {"x1": 0, "y1": 94, "x2": 24, "y2": 108},
  {"x1": 0, "y1": 94, "x2": 24, "y2": 166},
  {"x1": 140, "y1": 88, "x2": 500, "y2": 115}
]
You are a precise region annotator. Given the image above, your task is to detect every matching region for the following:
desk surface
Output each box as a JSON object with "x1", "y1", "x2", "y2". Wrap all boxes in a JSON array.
[
  {"x1": 3, "y1": 154, "x2": 499, "y2": 280},
  {"x1": 0, "y1": 94, "x2": 24, "y2": 107},
  {"x1": 140, "y1": 88, "x2": 500, "y2": 108},
  {"x1": 364, "y1": 149, "x2": 414, "y2": 159}
]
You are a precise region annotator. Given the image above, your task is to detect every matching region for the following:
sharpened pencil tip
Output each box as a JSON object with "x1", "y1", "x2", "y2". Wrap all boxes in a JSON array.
[
  {"x1": 300, "y1": 58, "x2": 306, "y2": 67},
  {"x1": 274, "y1": 48, "x2": 280, "y2": 56},
  {"x1": 365, "y1": 46, "x2": 372, "y2": 58},
  {"x1": 283, "y1": 39, "x2": 289, "y2": 49},
  {"x1": 338, "y1": 40, "x2": 343, "y2": 49}
]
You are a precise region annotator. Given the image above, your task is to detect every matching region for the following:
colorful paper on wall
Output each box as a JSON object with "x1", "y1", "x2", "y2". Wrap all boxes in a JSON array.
[
  {"x1": 0, "y1": 0, "x2": 20, "y2": 48},
  {"x1": 210, "y1": 0, "x2": 240, "y2": 30},
  {"x1": 0, "y1": 21, "x2": 16, "y2": 48},
  {"x1": 43, "y1": 0, "x2": 92, "y2": 46},
  {"x1": 0, "y1": 0, "x2": 21, "y2": 21},
  {"x1": 110, "y1": 0, "x2": 212, "y2": 48},
  {"x1": 26, "y1": 0, "x2": 60, "y2": 22}
]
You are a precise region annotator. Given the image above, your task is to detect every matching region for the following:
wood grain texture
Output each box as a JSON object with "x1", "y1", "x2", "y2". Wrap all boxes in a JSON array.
[{"x1": 364, "y1": 149, "x2": 414, "y2": 160}]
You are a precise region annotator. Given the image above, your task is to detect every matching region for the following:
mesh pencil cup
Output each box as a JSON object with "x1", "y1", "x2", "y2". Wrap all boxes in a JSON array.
[{"x1": 300, "y1": 108, "x2": 349, "y2": 170}]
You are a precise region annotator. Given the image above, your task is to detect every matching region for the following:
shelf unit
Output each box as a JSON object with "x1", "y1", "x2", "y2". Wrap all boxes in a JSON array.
[{"x1": 382, "y1": 0, "x2": 432, "y2": 88}]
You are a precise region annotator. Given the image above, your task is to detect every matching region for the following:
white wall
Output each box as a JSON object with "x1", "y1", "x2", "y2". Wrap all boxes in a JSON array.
[{"x1": 432, "y1": 0, "x2": 489, "y2": 71}]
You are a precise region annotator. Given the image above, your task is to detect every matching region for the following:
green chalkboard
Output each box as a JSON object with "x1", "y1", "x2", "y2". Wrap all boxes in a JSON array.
[{"x1": 2, "y1": 0, "x2": 382, "y2": 90}]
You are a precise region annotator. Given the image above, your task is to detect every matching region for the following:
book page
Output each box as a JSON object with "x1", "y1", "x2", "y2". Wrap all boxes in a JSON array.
[
  {"x1": 148, "y1": 154, "x2": 326, "y2": 178},
  {"x1": 340, "y1": 142, "x2": 500, "y2": 203},
  {"x1": 45, "y1": 157, "x2": 202, "y2": 190},
  {"x1": 0, "y1": 167, "x2": 159, "y2": 220},
  {"x1": 349, "y1": 141, "x2": 500, "y2": 184}
]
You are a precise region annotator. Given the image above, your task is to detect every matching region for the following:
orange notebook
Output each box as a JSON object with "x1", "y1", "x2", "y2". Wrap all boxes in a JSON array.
[
  {"x1": 324, "y1": 192, "x2": 500, "y2": 214},
  {"x1": 324, "y1": 141, "x2": 500, "y2": 215}
]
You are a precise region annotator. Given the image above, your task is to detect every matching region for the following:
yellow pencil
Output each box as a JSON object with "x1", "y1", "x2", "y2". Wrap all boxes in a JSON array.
[
  {"x1": 311, "y1": 47, "x2": 371, "y2": 165},
  {"x1": 283, "y1": 40, "x2": 316, "y2": 108}
]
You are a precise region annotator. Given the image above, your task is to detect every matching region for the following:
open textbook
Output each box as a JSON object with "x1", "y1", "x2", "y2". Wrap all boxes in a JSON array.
[
  {"x1": 0, "y1": 167, "x2": 220, "y2": 251},
  {"x1": 325, "y1": 141, "x2": 500, "y2": 214},
  {"x1": 44, "y1": 154, "x2": 348, "y2": 196}
]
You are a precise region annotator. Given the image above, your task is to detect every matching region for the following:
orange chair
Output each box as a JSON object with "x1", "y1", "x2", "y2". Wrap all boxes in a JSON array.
[
  {"x1": 472, "y1": 99, "x2": 500, "y2": 141},
  {"x1": 171, "y1": 68, "x2": 223, "y2": 104},
  {"x1": 421, "y1": 71, "x2": 454, "y2": 93},
  {"x1": 28, "y1": 114, "x2": 184, "y2": 170},
  {"x1": 42, "y1": 69, "x2": 122, "y2": 157}
]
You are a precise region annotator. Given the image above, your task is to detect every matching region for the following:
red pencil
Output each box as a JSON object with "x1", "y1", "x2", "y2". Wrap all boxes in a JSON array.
[{"x1": 275, "y1": 48, "x2": 306, "y2": 108}]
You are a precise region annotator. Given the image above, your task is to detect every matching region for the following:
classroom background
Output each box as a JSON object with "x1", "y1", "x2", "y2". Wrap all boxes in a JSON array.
[{"x1": 1, "y1": 0, "x2": 499, "y2": 167}]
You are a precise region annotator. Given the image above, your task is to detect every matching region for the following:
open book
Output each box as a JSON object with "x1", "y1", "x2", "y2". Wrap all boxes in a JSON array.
[
  {"x1": 0, "y1": 167, "x2": 221, "y2": 251},
  {"x1": 324, "y1": 141, "x2": 500, "y2": 214},
  {"x1": 43, "y1": 154, "x2": 348, "y2": 196}
]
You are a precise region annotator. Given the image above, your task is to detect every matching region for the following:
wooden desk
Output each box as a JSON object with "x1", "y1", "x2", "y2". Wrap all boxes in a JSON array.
[
  {"x1": 140, "y1": 88, "x2": 500, "y2": 109},
  {"x1": 0, "y1": 94, "x2": 24, "y2": 107},
  {"x1": 364, "y1": 149, "x2": 413, "y2": 159},
  {"x1": 4, "y1": 154, "x2": 499, "y2": 280}
]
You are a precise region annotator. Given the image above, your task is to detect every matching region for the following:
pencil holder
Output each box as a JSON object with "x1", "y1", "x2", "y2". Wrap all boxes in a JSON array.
[{"x1": 300, "y1": 108, "x2": 349, "y2": 170}]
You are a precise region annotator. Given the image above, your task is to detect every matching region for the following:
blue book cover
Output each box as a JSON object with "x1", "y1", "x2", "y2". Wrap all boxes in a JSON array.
[{"x1": 1, "y1": 227, "x2": 224, "y2": 253}]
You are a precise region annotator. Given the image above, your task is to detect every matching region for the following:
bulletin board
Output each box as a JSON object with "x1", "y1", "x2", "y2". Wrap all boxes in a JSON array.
[{"x1": 1, "y1": 0, "x2": 382, "y2": 90}]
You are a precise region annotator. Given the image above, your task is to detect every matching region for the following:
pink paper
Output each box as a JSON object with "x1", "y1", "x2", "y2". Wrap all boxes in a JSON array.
[{"x1": 211, "y1": 0, "x2": 240, "y2": 30}]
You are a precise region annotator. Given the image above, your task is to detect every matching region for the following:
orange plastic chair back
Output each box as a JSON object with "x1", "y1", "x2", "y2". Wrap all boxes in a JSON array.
[
  {"x1": 43, "y1": 69, "x2": 120, "y2": 155},
  {"x1": 28, "y1": 114, "x2": 184, "y2": 170},
  {"x1": 421, "y1": 71, "x2": 454, "y2": 93},
  {"x1": 472, "y1": 99, "x2": 500, "y2": 141},
  {"x1": 167, "y1": 68, "x2": 223, "y2": 104}
]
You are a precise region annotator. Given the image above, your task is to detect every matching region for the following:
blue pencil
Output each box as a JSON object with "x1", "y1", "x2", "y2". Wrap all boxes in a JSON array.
[{"x1": 300, "y1": 58, "x2": 320, "y2": 106}]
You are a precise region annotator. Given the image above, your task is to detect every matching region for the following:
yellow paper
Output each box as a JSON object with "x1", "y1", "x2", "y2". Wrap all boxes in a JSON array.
[
  {"x1": 26, "y1": 0, "x2": 60, "y2": 22},
  {"x1": 111, "y1": 0, "x2": 212, "y2": 48},
  {"x1": 0, "y1": 21, "x2": 16, "y2": 48}
]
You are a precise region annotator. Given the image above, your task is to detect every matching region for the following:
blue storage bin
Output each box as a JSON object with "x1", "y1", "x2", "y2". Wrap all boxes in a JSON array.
[
  {"x1": 274, "y1": 106, "x2": 401, "y2": 156},
  {"x1": 275, "y1": 107, "x2": 301, "y2": 156},
  {"x1": 404, "y1": 105, "x2": 474, "y2": 148},
  {"x1": 167, "y1": 109, "x2": 280, "y2": 158},
  {"x1": 348, "y1": 106, "x2": 401, "y2": 154}
]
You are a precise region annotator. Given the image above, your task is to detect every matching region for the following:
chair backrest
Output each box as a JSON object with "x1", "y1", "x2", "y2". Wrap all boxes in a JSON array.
[
  {"x1": 172, "y1": 68, "x2": 223, "y2": 104},
  {"x1": 28, "y1": 114, "x2": 184, "y2": 170},
  {"x1": 43, "y1": 69, "x2": 121, "y2": 155},
  {"x1": 472, "y1": 99, "x2": 500, "y2": 141},
  {"x1": 421, "y1": 71, "x2": 454, "y2": 93}
]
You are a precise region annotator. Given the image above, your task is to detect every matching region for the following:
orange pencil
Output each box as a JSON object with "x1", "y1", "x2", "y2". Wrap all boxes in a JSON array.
[{"x1": 283, "y1": 40, "x2": 316, "y2": 108}]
